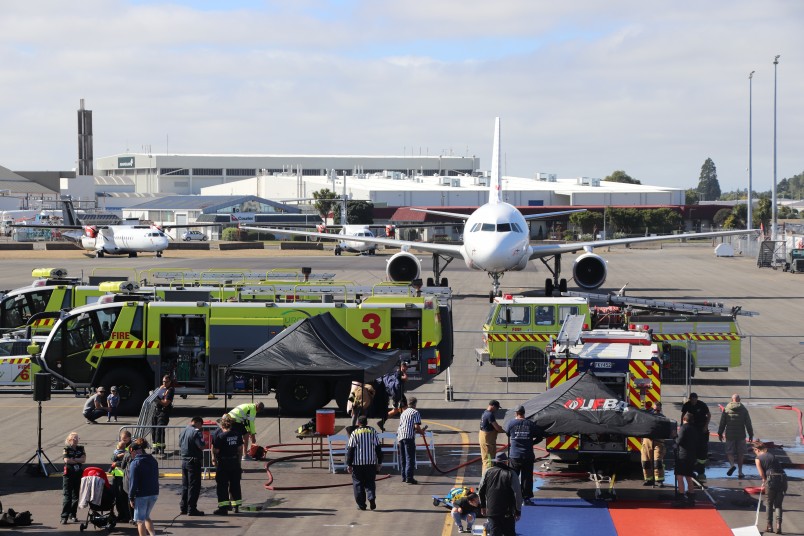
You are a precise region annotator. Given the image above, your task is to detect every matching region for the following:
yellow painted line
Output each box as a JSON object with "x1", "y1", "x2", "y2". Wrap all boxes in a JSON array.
[{"x1": 422, "y1": 419, "x2": 470, "y2": 536}]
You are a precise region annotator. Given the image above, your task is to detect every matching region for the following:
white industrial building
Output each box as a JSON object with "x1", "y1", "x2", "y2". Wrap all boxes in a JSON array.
[{"x1": 93, "y1": 152, "x2": 685, "y2": 208}]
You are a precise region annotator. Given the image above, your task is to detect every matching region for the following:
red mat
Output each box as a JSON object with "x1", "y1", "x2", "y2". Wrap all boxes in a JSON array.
[{"x1": 608, "y1": 500, "x2": 734, "y2": 536}]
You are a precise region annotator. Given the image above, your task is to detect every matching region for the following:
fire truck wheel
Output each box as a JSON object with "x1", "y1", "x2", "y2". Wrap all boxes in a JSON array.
[
  {"x1": 99, "y1": 368, "x2": 149, "y2": 415},
  {"x1": 277, "y1": 377, "x2": 329, "y2": 415},
  {"x1": 511, "y1": 349, "x2": 545, "y2": 381},
  {"x1": 663, "y1": 347, "x2": 694, "y2": 385}
]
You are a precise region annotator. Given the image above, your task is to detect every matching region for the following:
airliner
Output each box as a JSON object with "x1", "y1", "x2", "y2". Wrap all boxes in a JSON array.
[
  {"x1": 242, "y1": 118, "x2": 753, "y2": 298},
  {"x1": 15, "y1": 198, "x2": 215, "y2": 258}
]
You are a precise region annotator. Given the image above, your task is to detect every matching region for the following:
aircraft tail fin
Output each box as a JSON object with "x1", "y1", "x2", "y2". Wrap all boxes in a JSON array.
[
  {"x1": 490, "y1": 117, "x2": 502, "y2": 205},
  {"x1": 60, "y1": 195, "x2": 80, "y2": 227}
]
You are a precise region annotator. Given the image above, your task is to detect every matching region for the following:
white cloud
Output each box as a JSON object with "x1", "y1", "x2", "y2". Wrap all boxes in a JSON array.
[{"x1": 0, "y1": 0, "x2": 801, "y2": 192}]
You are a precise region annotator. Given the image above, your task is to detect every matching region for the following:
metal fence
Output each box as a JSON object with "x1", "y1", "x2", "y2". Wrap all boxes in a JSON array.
[
  {"x1": 458, "y1": 329, "x2": 804, "y2": 400},
  {"x1": 118, "y1": 423, "x2": 220, "y2": 474}
]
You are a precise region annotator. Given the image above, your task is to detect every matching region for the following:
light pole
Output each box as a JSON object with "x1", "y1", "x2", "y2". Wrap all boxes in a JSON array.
[
  {"x1": 772, "y1": 55, "x2": 780, "y2": 240},
  {"x1": 748, "y1": 71, "x2": 754, "y2": 231}
]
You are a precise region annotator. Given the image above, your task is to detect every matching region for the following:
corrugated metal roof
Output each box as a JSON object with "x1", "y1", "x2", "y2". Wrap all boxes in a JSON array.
[
  {"x1": 126, "y1": 195, "x2": 300, "y2": 213},
  {"x1": 0, "y1": 165, "x2": 59, "y2": 195}
]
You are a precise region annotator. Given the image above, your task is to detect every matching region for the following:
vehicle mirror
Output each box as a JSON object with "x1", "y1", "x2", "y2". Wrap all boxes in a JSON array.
[
  {"x1": 505, "y1": 307, "x2": 511, "y2": 324},
  {"x1": 27, "y1": 342, "x2": 40, "y2": 356}
]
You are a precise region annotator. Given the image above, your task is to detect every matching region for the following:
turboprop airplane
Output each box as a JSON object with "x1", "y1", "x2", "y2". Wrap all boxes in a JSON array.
[
  {"x1": 242, "y1": 118, "x2": 753, "y2": 299},
  {"x1": 14, "y1": 197, "x2": 217, "y2": 258}
]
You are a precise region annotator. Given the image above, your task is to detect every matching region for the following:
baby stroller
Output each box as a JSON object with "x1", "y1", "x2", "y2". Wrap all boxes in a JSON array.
[{"x1": 78, "y1": 466, "x2": 117, "y2": 532}]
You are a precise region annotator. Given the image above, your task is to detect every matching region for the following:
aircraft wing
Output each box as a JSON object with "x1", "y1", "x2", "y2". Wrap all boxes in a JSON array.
[
  {"x1": 527, "y1": 229, "x2": 756, "y2": 259},
  {"x1": 161, "y1": 223, "x2": 222, "y2": 229},
  {"x1": 523, "y1": 209, "x2": 587, "y2": 220},
  {"x1": 239, "y1": 225, "x2": 465, "y2": 258},
  {"x1": 409, "y1": 208, "x2": 472, "y2": 220},
  {"x1": 10, "y1": 223, "x2": 86, "y2": 230}
]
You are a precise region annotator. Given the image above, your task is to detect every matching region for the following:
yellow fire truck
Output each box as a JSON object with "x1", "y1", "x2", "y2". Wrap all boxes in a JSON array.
[
  {"x1": 29, "y1": 287, "x2": 453, "y2": 414},
  {"x1": 0, "y1": 267, "x2": 336, "y2": 335},
  {"x1": 475, "y1": 296, "x2": 591, "y2": 380},
  {"x1": 545, "y1": 316, "x2": 662, "y2": 462}
]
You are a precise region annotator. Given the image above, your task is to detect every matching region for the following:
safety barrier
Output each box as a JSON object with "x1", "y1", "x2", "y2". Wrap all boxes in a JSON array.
[{"x1": 117, "y1": 423, "x2": 221, "y2": 475}]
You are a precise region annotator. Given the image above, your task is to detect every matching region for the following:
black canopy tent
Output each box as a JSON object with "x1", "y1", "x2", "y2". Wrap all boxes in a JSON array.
[
  {"x1": 228, "y1": 312, "x2": 401, "y2": 423},
  {"x1": 503, "y1": 372, "x2": 675, "y2": 439}
]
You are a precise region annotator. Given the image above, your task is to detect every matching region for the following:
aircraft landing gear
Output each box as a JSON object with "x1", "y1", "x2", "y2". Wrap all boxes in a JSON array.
[
  {"x1": 96, "y1": 250, "x2": 104, "y2": 258},
  {"x1": 155, "y1": 251, "x2": 162, "y2": 258},
  {"x1": 489, "y1": 272, "x2": 504, "y2": 302},
  {"x1": 334, "y1": 246, "x2": 342, "y2": 256},
  {"x1": 538, "y1": 254, "x2": 568, "y2": 295}
]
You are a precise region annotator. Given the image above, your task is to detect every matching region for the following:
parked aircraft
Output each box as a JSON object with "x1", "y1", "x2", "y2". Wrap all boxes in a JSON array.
[
  {"x1": 242, "y1": 118, "x2": 753, "y2": 298},
  {"x1": 14, "y1": 197, "x2": 216, "y2": 258}
]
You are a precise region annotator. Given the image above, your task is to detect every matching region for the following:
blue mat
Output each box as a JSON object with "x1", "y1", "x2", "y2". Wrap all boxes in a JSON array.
[{"x1": 517, "y1": 498, "x2": 617, "y2": 536}]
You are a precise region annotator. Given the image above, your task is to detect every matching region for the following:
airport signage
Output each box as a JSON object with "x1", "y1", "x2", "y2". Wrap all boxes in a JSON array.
[{"x1": 118, "y1": 157, "x2": 135, "y2": 169}]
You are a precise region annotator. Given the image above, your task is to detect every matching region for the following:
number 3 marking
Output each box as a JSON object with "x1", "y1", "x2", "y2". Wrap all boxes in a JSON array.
[{"x1": 362, "y1": 313, "x2": 382, "y2": 339}]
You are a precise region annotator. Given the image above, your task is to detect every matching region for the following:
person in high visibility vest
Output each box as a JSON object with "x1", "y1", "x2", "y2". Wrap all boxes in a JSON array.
[{"x1": 227, "y1": 401, "x2": 264, "y2": 460}]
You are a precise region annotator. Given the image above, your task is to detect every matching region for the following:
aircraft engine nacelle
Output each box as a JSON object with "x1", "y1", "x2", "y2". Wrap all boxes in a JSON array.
[
  {"x1": 572, "y1": 252, "x2": 607, "y2": 289},
  {"x1": 386, "y1": 251, "x2": 421, "y2": 282}
]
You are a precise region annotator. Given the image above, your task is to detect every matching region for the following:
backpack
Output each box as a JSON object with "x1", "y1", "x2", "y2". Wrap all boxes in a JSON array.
[
  {"x1": 350, "y1": 383, "x2": 375, "y2": 414},
  {"x1": 447, "y1": 487, "x2": 474, "y2": 503}
]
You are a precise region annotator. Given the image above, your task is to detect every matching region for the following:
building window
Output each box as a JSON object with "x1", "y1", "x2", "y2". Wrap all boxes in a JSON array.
[
  {"x1": 160, "y1": 168, "x2": 189, "y2": 176},
  {"x1": 226, "y1": 168, "x2": 257, "y2": 176},
  {"x1": 193, "y1": 168, "x2": 223, "y2": 176}
]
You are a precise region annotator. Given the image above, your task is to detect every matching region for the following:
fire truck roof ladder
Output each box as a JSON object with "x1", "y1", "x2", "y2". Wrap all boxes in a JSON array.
[
  {"x1": 555, "y1": 314, "x2": 587, "y2": 347},
  {"x1": 562, "y1": 291, "x2": 758, "y2": 318}
]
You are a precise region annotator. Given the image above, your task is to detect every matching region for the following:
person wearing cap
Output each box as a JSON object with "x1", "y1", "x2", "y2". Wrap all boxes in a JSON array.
[
  {"x1": 82, "y1": 386, "x2": 109, "y2": 424},
  {"x1": 479, "y1": 400, "x2": 505, "y2": 469},
  {"x1": 106, "y1": 386, "x2": 120, "y2": 422},
  {"x1": 346, "y1": 415, "x2": 383, "y2": 511},
  {"x1": 505, "y1": 405, "x2": 544, "y2": 500},
  {"x1": 227, "y1": 401, "x2": 265, "y2": 460},
  {"x1": 680, "y1": 392, "x2": 711, "y2": 483},
  {"x1": 396, "y1": 396, "x2": 427, "y2": 484},
  {"x1": 479, "y1": 451, "x2": 522, "y2": 536}
]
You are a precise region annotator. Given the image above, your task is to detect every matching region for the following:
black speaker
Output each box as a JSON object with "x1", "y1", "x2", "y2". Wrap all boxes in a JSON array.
[{"x1": 33, "y1": 372, "x2": 51, "y2": 402}]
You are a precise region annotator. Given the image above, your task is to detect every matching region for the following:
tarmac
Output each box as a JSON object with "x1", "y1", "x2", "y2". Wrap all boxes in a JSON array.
[{"x1": 0, "y1": 242, "x2": 801, "y2": 535}]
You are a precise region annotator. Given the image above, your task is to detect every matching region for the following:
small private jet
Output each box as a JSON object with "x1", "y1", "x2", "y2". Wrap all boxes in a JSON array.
[{"x1": 241, "y1": 118, "x2": 754, "y2": 298}]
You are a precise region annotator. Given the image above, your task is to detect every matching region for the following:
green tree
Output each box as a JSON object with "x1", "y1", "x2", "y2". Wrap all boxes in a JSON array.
[
  {"x1": 697, "y1": 158, "x2": 721, "y2": 201},
  {"x1": 313, "y1": 189, "x2": 340, "y2": 219},
  {"x1": 569, "y1": 211, "x2": 604, "y2": 234},
  {"x1": 685, "y1": 189, "x2": 700, "y2": 205},
  {"x1": 713, "y1": 208, "x2": 732, "y2": 227},
  {"x1": 345, "y1": 200, "x2": 374, "y2": 224},
  {"x1": 603, "y1": 170, "x2": 641, "y2": 185},
  {"x1": 755, "y1": 197, "x2": 772, "y2": 230},
  {"x1": 221, "y1": 227, "x2": 241, "y2": 241}
]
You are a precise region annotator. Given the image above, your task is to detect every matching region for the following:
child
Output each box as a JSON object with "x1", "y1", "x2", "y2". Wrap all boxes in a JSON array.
[{"x1": 107, "y1": 386, "x2": 120, "y2": 422}]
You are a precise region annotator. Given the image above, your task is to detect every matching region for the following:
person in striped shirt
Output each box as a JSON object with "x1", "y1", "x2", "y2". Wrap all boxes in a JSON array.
[
  {"x1": 346, "y1": 415, "x2": 384, "y2": 511},
  {"x1": 396, "y1": 396, "x2": 427, "y2": 484}
]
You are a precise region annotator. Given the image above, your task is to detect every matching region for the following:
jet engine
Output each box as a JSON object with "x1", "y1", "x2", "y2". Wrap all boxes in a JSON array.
[
  {"x1": 572, "y1": 252, "x2": 607, "y2": 289},
  {"x1": 386, "y1": 251, "x2": 421, "y2": 282}
]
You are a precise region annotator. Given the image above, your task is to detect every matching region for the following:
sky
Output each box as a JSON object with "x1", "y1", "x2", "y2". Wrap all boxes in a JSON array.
[{"x1": 1, "y1": 0, "x2": 802, "y2": 193}]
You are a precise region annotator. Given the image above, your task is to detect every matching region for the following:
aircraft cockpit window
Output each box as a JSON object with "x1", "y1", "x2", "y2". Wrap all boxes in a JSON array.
[
  {"x1": 497, "y1": 223, "x2": 511, "y2": 232},
  {"x1": 481, "y1": 223, "x2": 495, "y2": 232},
  {"x1": 511, "y1": 223, "x2": 523, "y2": 233},
  {"x1": 470, "y1": 223, "x2": 481, "y2": 232}
]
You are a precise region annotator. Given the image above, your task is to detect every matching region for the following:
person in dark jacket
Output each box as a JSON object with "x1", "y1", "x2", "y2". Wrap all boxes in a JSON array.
[
  {"x1": 753, "y1": 441, "x2": 787, "y2": 534},
  {"x1": 110, "y1": 430, "x2": 132, "y2": 523},
  {"x1": 680, "y1": 392, "x2": 710, "y2": 483},
  {"x1": 128, "y1": 438, "x2": 160, "y2": 536},
  {"x1": 674, "y1": 413, "x2": 699, "y2": 507},
  {"x1": 717, "y1": 394, "x2": 753, "y2": 478},
  {"x1": 179, "y1": 416, "x2": 206, "y2": 516},
  {"x1": 151, "y1": 376, "x2": 175, "y2": 455},
  {"x1": 451, "y1": 492, "x2": 480, "y2": 534},
  {"x1": 478, "y1": 452, "x2": 522, "y2": 536},
  {"x1": 212, "y1": 414, "x2": 244, "y2": 515},
  {"x1": 61, "y1": 432, "x2": 86, "y2": 524},
  {"x1": 505, "y1": 405, "x2": 544, "y2": 500}
]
